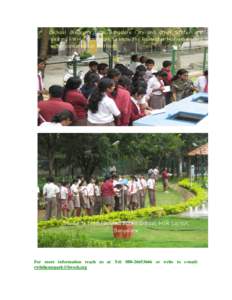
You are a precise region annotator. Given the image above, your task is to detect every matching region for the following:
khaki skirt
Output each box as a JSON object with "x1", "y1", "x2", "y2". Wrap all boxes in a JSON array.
[
  {"x1": 149, "y1": 94, "x2": 166, "y2": 109},
  {"x1": 87, "y1": 120, "x2": 115, "y2": 126}
]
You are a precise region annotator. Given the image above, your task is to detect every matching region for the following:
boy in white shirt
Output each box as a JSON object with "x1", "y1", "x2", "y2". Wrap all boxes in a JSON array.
[{"x1": 43, "y1": 177, "x2": 60, "y2": 220}]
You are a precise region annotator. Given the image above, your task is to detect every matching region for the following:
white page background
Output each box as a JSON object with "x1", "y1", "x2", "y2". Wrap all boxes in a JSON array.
[{"x1": 0, "y1": 1, "x2": 232, "y2": 299}]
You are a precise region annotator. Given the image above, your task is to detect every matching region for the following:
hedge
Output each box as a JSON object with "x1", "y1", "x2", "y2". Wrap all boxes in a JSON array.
[{"x1": 38, "y1": 179, "x2": 207, "y2": 229}]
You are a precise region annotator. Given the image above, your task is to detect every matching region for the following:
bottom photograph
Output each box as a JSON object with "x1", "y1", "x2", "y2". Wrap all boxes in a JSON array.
[{"x1": 38, "y1": 133, "x2": 208, "y2": 248}]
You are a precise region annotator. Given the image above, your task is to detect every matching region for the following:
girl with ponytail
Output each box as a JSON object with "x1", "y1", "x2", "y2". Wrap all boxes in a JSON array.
[{"x1": 87, "y1": 78, "x2": 121, "y2": 126}]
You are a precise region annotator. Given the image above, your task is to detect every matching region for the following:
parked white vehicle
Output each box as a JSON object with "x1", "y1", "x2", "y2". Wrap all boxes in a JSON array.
[{"x1": 63, "y1": 52, "x2": 96, "y2": 84}]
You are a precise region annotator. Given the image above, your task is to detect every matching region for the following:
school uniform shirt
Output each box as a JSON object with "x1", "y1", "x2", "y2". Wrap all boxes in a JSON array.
[
  {"x1": 65, "y1": 90, "x2": 88, "y2": 119},
  {"x1": 87, "y1": 183, "x2": 95, "y2": 197},
  {"x1": 128, "y1": 180, "x2": 138, "y2": 195},
  {"x1": 87, "y1": 94, "x2": 120, "y2": 124},
  {"x1": 111, "y1": 85, "x2": 132, "y2": 126},
  {"x1": 70, "y1": 183, "x2": 79, "y2": 195},
  {"x1": 144, "y1": 69, "x2": 157, "y2": 81},
  {"x1": 94, "y1": 185, "x2": 101, "y2": 197},
  {"x1": 39, "y1": 122, "x2": 63, "y2": 128},
  {"x1": 140, "y1": 178, "x2": 147, "y2": 189},
  {"x1": 129, "y1": 97, "x2": 146, "y2": 124},
  {"x1": 129, "y1": 62, "x2": 141, "y2": 74},
  {"x1": 147, "y1": 76, "x2": 164, "y2": 96},
  {"x1": 43, "y1": 183, "x2": 59, "y2": 198},
  {"x1": 80, "y1": 186, "x2": 88, "y2": 197},
  {"x1": 194, "y1": 76, "x2": 208, "y2": 93},
  {"x1": 101, "y1": 180, "x2": 115, "y2": 197},
  {"x1": 38, "y1": 98, "x2": 77, "y2": 122},
  {"x1": 60, "y1": 186, "x2": 69, "y2": 200},
  {"x1": 136, "y1": 180, "x2": 143, "y2": 191},
  {"x1": 154, "y1": 168, "x2": 159, "y2": 177},
  {"x1": 147, "y1": 178, "x2": 155, "y2": 190}
]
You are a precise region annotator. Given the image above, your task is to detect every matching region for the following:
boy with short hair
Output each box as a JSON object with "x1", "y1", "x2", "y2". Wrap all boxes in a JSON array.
[{"x1": 43, "y1": 177, "x2": 59, "y2": 220}]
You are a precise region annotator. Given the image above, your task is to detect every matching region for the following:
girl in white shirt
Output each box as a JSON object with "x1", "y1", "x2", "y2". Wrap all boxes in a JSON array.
[
  {"x1": 87, "y1": 78, "x2": 121, "y2": 126},
  {"x1": 147, "y1": 71, "x2": 166, "y2": 109}
]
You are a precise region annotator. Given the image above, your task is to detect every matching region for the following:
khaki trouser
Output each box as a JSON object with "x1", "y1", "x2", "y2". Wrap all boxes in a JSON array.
[
  {"x1": 45, "y1": 197, "x2": 57, "y2": 220},
  {"x1": 148, "y1": 189, "x2": 156, "y2": 206},
  {"x1": 139, "y1": 190, "x2": 146, "y2": 208},
  {"x1": 93, "y1": 196, "x2": 102, "y2": 215}
]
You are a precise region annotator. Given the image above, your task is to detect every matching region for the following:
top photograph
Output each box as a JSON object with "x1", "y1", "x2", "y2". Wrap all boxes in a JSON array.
[{"x1": 37, "y1": 27, "x2": 208, "y2": 127}]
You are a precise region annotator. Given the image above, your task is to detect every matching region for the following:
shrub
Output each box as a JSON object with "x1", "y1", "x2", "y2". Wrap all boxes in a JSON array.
[{"x1": 80, "y1": 51, "x2": 92, "y2": 60}]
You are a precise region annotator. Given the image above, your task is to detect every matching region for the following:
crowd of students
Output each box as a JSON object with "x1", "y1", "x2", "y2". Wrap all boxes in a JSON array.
[
  {"x1": 40, "y1": 167, "x2": 171, "y2": 220},
  {"x1": 38, "y1": 55, "x2": 208, "y2": 126}
]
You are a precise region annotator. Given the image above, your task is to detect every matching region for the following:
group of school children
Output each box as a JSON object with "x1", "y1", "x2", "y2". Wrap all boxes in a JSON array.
[
  {"x1": 41, "y1": 167, "x2": 170, "y2": 220},
  {"x1": 38, "y1": 55, "x2": 208, "y2": 127}
]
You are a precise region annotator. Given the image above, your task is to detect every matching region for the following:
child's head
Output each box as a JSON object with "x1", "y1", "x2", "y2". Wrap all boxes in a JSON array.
[
  {"x1": 49, "y1": 85, "x2": 64, "y2": 98},
  {"x1": 46, "y1": 176, "x2": 54, "y2": 183},
  {"x1": 118, "y1": 75, "x2": 132, "y2": 91},
  {"x1": 52, "y1": 110, "x2": 74, "y2": 126},
  {"x1": 107, "y1": 68, "x2": 121, "y2": 83},
  {"x1": 84, "y1": 72, "x2": 100, "y2": 87},
  {"x1": 97, "y1": 63, "x2": 109, "y2": 76},
  {"x1": 155, "y1": 70, "x2": 168, "y2": 81},
  {"x1": 89, "y1": 61, "x2": 98, "y2": 72},
  {"x1": 131, "y1": 54, "x2": 139, "y2": 62},
  {"x1": 145, "y1": 59, "x2": 155, "y2": 71},
  {"x1": 65, "y1": 76, "x2": 82, "y2": 90},
  {"x1": 131, "y1": 84, "x2": 147, "y2": 101},
  {"x1": 140, "y1": 56, "x2": 147, "y2": 64},
  {"x1": 38, "y1": 58, "x2": 46, "y2": 71},
  {"x1": 162, "y1": 60, "x2": 172, "y2": 70}
]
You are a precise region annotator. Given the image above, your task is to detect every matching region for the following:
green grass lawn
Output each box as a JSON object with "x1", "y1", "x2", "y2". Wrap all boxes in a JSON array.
[
  {"x1": 38, "y1": 182, "x2": 207, "y2": 248},
  {"x1": 38, "y1": 216, "x2": 208, "y2": 248}
]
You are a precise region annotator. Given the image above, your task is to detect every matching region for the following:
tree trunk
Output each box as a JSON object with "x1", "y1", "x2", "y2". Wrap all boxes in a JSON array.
[
  {"x1": 178, "y1": 157, "x2": 183, "y2": 178},
  {"x1": 40, "y1": 28, "x2": 50, "y2": 59},
  {"x1": 48, "y1": 154, "x2": 55, "y2": 176}
]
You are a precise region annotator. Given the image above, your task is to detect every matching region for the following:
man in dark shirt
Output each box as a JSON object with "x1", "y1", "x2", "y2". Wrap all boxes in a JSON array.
[{"x1": 38, "y1": 85, "x2": 76, "y2": 122}]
